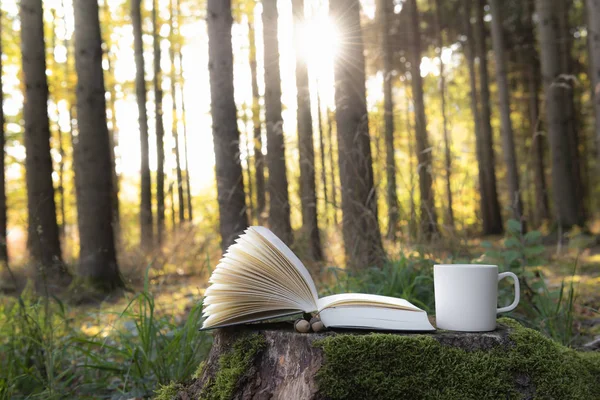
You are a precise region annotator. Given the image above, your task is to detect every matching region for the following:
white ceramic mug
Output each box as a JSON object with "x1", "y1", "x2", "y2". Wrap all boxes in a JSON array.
[{"x1": 434, "y1": 264, "x2": 520, "y2": 332}]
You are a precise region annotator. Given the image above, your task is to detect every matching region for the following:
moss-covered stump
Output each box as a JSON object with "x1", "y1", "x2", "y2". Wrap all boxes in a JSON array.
[{"x1": 172, "y1": 319, "x2": 600, "y2": 400}]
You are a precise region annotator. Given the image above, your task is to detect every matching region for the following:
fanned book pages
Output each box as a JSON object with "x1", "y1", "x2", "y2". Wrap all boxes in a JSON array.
[{"x1": 201, "y1": 226, "x2": 435, "y2": 331}]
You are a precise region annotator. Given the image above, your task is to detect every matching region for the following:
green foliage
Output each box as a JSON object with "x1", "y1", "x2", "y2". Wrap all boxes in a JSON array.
[
  {"x1": 321, "y1": 254, "x2": 435, "y2": 312},
  {"x1": 481, "y1": 219, "x2": 578, "y2": 345},
  {"x1": 315, "y1": 318, "x2": 600, "y2": 400},
  {"x1": 0, "y1": 276, "x2": 211, "y2": 399},
  {"x1": 199, "y1": 334, "x2": 266, "y2": 400},
  {"x1": 154, "y1": 381, "x2": 184, "y2": 400}
]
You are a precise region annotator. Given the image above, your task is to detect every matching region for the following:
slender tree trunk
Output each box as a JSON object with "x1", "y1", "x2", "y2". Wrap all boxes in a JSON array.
[
  {"x1": 326, "y1": 108, "x2": 338, "y2": 226},
  {"x1": 169, "y1": 0, "x2": 185, "y2": 224},
  {"x1": 377, "y1": 0, "x2": 400, "y2": 239},
  {"x1": 489, "y1": 0, "x2": 524, "y2": 226},
  {"x1": 152, "y1": 0, "x2": 166, "y2": 245},
  {"x1": 0, "y1": 14, "x2": 8, "y2": 267},
  {"x1": 408, "y1": 0, "x2": 438, "y2": 239},
  {"x1": 207, "y1": 0, "x2": 249, "y2": 249},
  {"x1": 535, "y1": 0, "x2": 581, "y2": 229},
  {"x1": 248, "y1": 15, "x2": 266, "y2": 224},
  {"x1": 292, "y1": 0, "x2": 322, "y2": 260},
  {"x1": 242, "y1": 110, "x2": 255, "y2": 223},
  {"x1": 73, "y1": 0, "x2": 122, "y2": 291},
  {"x1": 49, "y1": 11, "x2": 68, "y2": 240},
  {"x1": 132, "y1": 0, "x2": 153, "y2": 247},
  {"x1": 177, "y1": 50, "x2": 193, "y2": 221},
  {"x1": 20, "y1": 0, "x2": 67, "y2": 285},
  {"x1": 169, "y1": 182, "x2": 176, "y2": 228},
  {"x1": 262, "y1": 0, "x2": 293, "y2": 244},
  {"x1": 474, "y1": 0, "x2": 503, "y2": 234},
  {"x1": 524, "y1": 0, "x2": 550, "y2": 226},
  {"x1": 588, "y1": 0, "x2": 600, "y2": 162},
  {"x1": 101, "y1": 0, "x2": 121, "y2": 245},
  {"x1": 330, "y1": 0, "x2": 384, "y2": 268},
  {"x1": 431, "y1": 0, "x2": 454, "y2": 230},
  {"x1": 316, "y1": 87, "x2": 329, "y2": 225},
  {"x1": 405, "y1": 78, "x2": 417, "y2": 240},
  {"x1": 557, "y1": 0, "x2": 586, "y2": 222}
]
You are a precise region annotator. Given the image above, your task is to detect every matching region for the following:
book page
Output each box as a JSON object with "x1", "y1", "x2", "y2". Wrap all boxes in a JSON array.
[
  {"x1": 317, "y1": 293, "x2": 422, "y2": 312},
  {"x1": 252, "y1": 226, "x2": 319, "y2": 303},
  {"x1": 202, "y1": 227, "x2": 319, "y2": 329}
]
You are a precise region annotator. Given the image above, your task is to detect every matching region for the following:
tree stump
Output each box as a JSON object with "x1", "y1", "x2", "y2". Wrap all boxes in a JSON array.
[{"x1": 173, "y1": 318, "x2": 600, "y2": 400}]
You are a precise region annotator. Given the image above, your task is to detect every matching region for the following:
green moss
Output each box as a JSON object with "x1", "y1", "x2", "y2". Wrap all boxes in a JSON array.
[
  {"x1": 315, "y1": 318, "x2": 600, "y2": 400},
  {"x1": 193, "y1": 361, "x2": 206, "y2": 379},
  {"x1": 199, "y1": 334, "x2": 266, "y2": 400},
  {"x1": 154, "y1": 381, "x2": 183, "y2": 400}
]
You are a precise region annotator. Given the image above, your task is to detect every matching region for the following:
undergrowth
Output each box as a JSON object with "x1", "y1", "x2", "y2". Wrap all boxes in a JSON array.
[{"x1": 0, "y1": 269, "x2": 212, "y2": 399}]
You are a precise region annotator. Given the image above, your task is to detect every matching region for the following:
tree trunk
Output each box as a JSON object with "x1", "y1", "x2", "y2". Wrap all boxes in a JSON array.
[
  {"x1": 316, "y1": 87, "x2": 329, "y2": 225},
  {"x1": 326, "y1": 108, "x2": 338, "y2": 226},
  {"x1": 433, "y1": 0, "x2": 454, "y2": 230},
  {"x1": 330, "y1": 0, "x2": 384, "y2": 268},
  {"x1": 242, "y1": 110, "x2": 255, "y2": 223},
  {"x1": 132, "y1": 0, "x2": 153, "y2": 248},
  {"x1": 0, "y1": 15, "x2": 8, "y2": 266},
  {"x1": 292, "y1": 0, "x2": 322, "y2": 261},
  {"x1": 558, "y1": 0, "x2": 586, "y2": 223},
  {"x1": 378, "y1": 0, "x2": 400, "y2": 240},
  {"x1": 524, "y1": 0, "x2": 550, "y2": 226},
  {"x1": 535, "y1": 0, "x2": 581, "y2": 229},
  {"x1": 153, "y1": 0, "x2": 166, "y2": 245},
  {"x1": 474, "y1": 0, "x2": 503, "y2": 234},
  {"x1": 169, "y1": 0, "x2": 185, "y2": 224},
  {"x1": 102, "y1": 0, "x2": 121, "y2": 245},
  {"x1": 406, "y1": 80, "x2": 417, "y2": 240},
  {"x1": 463, "y1": 0, "x2": 502, "y2": 235},
  {"x1": 262, "y1": 0, "x2": 293, "y2": 245},
  {"x1": 20, "y1": 0, "x2": 67, "y2": 285},
  {"x1": 73, "y1": 0, "x2": 122, "y2": 291},
  {"x1": 177, "y1": 49, "x2": 193, "y2": 222},
  {"x1": 173, "y1": 321, "x2": 596, "y2": 400},
  {"x1": 588, "y1": 0, "x2": 600, "y2": 163},
  {"x1": 408, "y1": 0, "x2": 438, "y2": 239},
  {"x1": 248, "y1": 15, "x2": 266, "y2": 224},
  {"x1": 489, "y1": 0, "x2": 524, "y2": 226},
  {"x1": 207, "y1": 0, "x2": 249, "y2": 250}
]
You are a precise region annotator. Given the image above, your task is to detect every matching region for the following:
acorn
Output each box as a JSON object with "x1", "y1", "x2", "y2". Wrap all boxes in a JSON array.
[
  {"x1": 310, "y1": 316, "x2": 325, "y2": 332},
  {"x1": 294, "y1": 319, "x2": 311, "y2": 333}
]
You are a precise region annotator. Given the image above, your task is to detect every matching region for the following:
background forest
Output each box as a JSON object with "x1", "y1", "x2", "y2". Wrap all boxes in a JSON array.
[{"x1": 1, "y1": 0, "x2": 599, "y2": 398}]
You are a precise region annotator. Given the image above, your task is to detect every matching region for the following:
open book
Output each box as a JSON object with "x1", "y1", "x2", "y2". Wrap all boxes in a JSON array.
[{"x1": 202, "y1": 226, "x2": 435, "y2": 331}]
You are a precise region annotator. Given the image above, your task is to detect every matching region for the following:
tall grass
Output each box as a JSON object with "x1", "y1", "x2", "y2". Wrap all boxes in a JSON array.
[{"x1": 0, "y1": 271, "x2": 211, "y2": 399}]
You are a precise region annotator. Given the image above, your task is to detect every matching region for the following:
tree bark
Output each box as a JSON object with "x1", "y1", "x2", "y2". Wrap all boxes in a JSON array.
[
  {"x1": 102, "y1": 0, "x2": 121, "y2": 245},
  {"x1": 408, "y1": 0, "x2": 438, "y2": 239},
  {"x1": 588, "y1": 0, "x2": 600, "y2": 163},
  {"x1": 330, "y1": 0, "x2": 384, "y2": 268},
  {"x1": 73, "y1": 0, "x2": 122, "y2": 291},
  {"x1": 132, "y1": 0, "x2": 153, "y2": 248},
  {"x1": 378, "y1": 0, "x2": 400, "y2": 239},
  {"x1": 524, "y1": 0, "x2": 550, "y2": 226},
  {"x1": 153, "y1": 0, "x2": 166, "y2": 245},
  {"x1": 207, "y1": 0, "x2": 249, "y2": 250},
  {"x1": 433, "y1": 0, "x2": 454, "y2": 230},
  {"x1": 0, "y1": 14, "x2": 8, "y2": 266},
  {"x1": 326, "y1": 108, "x2": 339, "y2": 226},
  {"x1": 292, "y1": 0, "x2": 323, "y2": 261},
  {"x1": 169, "y1": 0, "x2": 185, "y2": 224},
  {"x1": 177, "y1": 49, "x2": 193, "y2": 222},
  {"x1": 20, "y1": 0, "x2": 67, "y2": 284},
  {"x1": 406, "y1": 80, "x2": 417, "y2": 239},
  {"x1": 248, "y1": 15, "x2": 266, "y2": 224},
  {"x1": 473, "y1": 0, "x2": 503, "y2": 234},
  {"x1": 535, "y1": 0, "x2": 582, "y2": 229},
  {"x1": 557, "y1": 0, "x2": 585, "y2": 222},
  {"x1": 489, "y1": 0, "x2": 524, "y2": 226},
  {"x1": 316, "y1": 88, "x2": 329, "y2": 225},
  {"x1": 242, "y1": 110, "x2": 255, "y2": 223},
  {"x1": 262, "y1": 0, "x2": 293, "y2": 245}
]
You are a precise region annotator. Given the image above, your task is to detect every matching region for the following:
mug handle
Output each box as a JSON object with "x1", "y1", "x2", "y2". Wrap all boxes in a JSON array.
[{"x1": 497, "y1": 272, "x2": 520, "y2": 313}]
